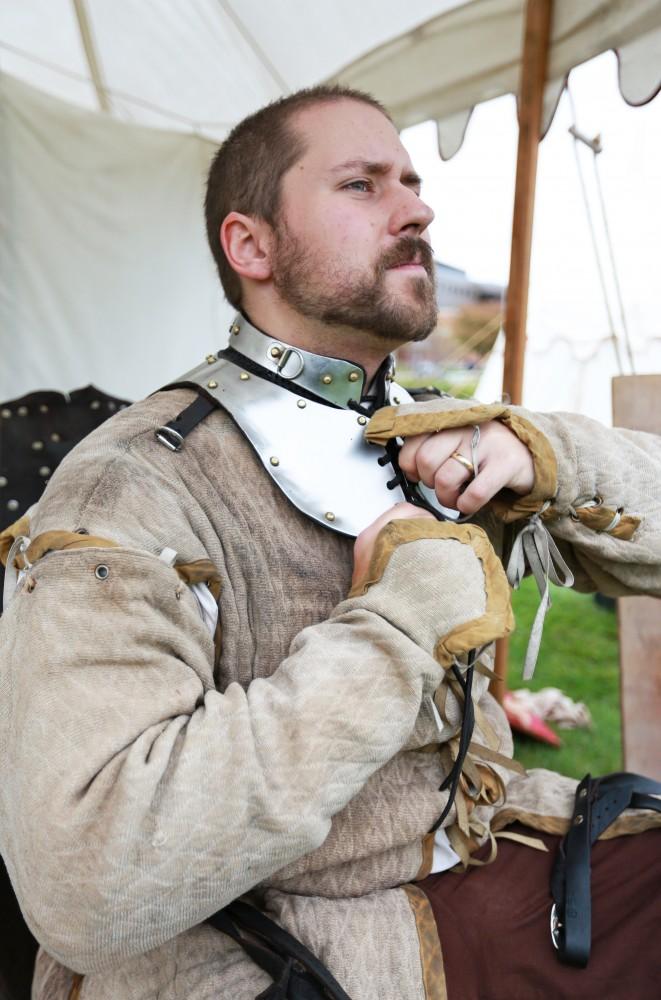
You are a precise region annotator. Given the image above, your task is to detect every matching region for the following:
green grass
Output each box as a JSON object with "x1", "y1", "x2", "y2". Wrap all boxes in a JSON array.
[{"x1": 507, "y1": 578, "x2": 622, "y2": 779}]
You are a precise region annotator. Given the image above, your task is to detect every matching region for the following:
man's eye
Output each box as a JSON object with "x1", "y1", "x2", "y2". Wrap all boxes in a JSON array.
[{"x1": 343, "y1": 179, "x2": 372, "y2": 193}]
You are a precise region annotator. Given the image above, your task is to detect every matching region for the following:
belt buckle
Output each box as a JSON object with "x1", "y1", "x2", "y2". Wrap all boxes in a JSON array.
[
  {"x1": 155, "y1": 426, "x2": 184, "y2": 452},
  {"x1": 550, "y1": 903, "x2": 562, "y2": 951}
]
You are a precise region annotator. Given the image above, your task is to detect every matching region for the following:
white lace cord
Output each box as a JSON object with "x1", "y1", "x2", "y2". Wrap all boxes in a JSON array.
[
  {"x1": 506, "y1": 507, "x2": 574, "y2": 680},
  {"x1": 3, "y1": 535, "x2": 31, "y2": 610}
]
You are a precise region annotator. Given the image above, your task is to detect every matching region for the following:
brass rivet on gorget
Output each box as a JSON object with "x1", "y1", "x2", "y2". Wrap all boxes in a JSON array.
[
  {"x1": 239, "y1": 372, "x2": 250, "y2": 381},
  {"x1": 206, "y1": 354, "x2": 216, "y2": 364},
  {"x1": 31, "y1": 441, "x2": 44, "y2": 451},
  {"x1": 325, "y1": 511, "x2": 336, "y2": 522},
  {"x1": 231, "y1": 324, "x2": 240, "y2": 335},
  {"x1": 297, "y1": 399, "x2": 307, "y2": 409},
  {"x1": 348, "y1": 371, "x2": 360, "y2": 382},
  {"x1": 207, "y1": 380, "x2": 218, "y2": 389},
  {"x1": 357, "y1": 415, "x2": 367, "y2": 426},
  {"x1": 270, "y1": 345, "x2": 283, "y2": 359},
  {"x1": 270, "y1": 456, "x2": 280, "y2": 466},
  {"x1": 321, "y1": 375, "x2": 333, "y2": 385}
]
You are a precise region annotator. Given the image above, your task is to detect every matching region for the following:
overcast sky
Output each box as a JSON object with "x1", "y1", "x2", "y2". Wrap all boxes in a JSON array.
[{"x1": 401, "y1": 50, "x2": 661, "y2": 354}]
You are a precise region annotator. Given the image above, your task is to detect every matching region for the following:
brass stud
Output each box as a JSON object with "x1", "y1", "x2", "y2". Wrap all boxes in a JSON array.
[
  {"x1": 90, "y1": 400, "x2": 101, "y2": 410},
  {"x1": 357, "y1": 415, "x2": 367, "y2": 426},
  {"x1": 270, "y1": 456, "x2": 280, "y2": 466},
  {"x1": 206, "y1": 354, "x2": 216, "y2": 364},
  {"x1": 17, "y1": 406, "x2": 28, "y2": 416},
  {"x1": 239, "y1": 372, "x2": 250, "y2": 381},
  {"x1": 574, "y1": 814, "x2": 584, "y2": 826},
  {"x1": 7, "y1": 499, "x2": 19, "y2": 511},
  {"x1": 0, "y1": 476, "x2": 7, "y2": 487},
  {"x1": 321, "y1": 374, "x2": 333, "y2": 385},
  {"x1": 270, "y1": 345, "x2": 283, "y2": 359},
  {"x1": 348, "y1": 371, "x2": 360, "y2": 382},
  {"x1": 207, "y1": 380, "x2": 218, "y2": 389},
  {"x1": 297, "y1": 399, "x2": 307, "y2": 409},
  {"x1": 324, "y1": 511, "x2": 336, "y2": 522},
  {"x1": 39, "y1": 404, "x2": 49, "y2": 413},
  {"x1": 50, "y1": 432, "x2": 61, "y2": 442},
  {"x1": 1, "y1": 409, "x2": 11, "y2": 418},
  {"x1": 231, "y1": 324, "x2": 240, "y2": 335},
  {"x1": 31, "y1": 440, "x2": 44, "y2": 451},
  {"x1": 39, "y1": 466, "x2": 51, "y2": 477}
]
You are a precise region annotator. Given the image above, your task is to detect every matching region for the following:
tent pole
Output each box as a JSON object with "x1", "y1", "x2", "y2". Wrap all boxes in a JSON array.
[
  {"x1": 72, "y1": 0, "x2": 110, "y2": 113},
  {"x1": 493, "y1": 0, "x2": 553, "y2": 702}
]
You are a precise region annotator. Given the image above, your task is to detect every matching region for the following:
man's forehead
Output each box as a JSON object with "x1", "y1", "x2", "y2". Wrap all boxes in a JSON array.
[{"x1": 292, "y1": 100, "x2": 414, "y2": 174}]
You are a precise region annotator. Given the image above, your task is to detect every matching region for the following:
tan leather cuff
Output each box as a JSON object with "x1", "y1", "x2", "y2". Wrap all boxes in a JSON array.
[
  {"x1": 366, "y1": 400, "x2": 557, "y2": 523},
  {"x1": 348, "y1": 518, "x2": 514, "y2": 667}
]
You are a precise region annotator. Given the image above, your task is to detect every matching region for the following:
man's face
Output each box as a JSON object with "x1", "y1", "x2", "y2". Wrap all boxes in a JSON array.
[{"x1": 271, "y1": 99, "x2": 437, "y2": 345}]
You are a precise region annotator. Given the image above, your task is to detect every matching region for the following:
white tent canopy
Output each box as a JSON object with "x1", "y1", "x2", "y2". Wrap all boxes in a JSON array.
[{"x1": 1, "y1": 0, "x2": 660, "y2": 402}]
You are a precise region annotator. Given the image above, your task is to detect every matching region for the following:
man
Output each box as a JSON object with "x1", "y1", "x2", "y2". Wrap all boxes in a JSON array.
[{"x1": 0, "y1": 86, "x2": 659, "y2": 1000}]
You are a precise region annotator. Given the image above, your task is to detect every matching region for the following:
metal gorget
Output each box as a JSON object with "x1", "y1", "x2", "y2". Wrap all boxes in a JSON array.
[{"x1": 167, "y1": 314, "x2": 416, "y2": 537}]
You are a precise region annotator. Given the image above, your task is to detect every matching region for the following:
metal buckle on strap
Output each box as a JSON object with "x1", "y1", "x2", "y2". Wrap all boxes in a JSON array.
[
  {"x1": 155, "y1": 426, "x2": 184, "y2": 452},
  {"x1": 550, "y1": 903, "x2": 562, "y2": 950}
]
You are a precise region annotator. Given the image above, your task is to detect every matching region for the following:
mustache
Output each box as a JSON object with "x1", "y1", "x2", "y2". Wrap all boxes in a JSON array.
[{"x1": 378, "y1": 237, "x2": 435, "y2": 278}]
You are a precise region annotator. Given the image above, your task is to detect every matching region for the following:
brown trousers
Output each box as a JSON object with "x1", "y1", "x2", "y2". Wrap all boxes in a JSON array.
[{"x1": 419, "y1": 824, "x2": 661, "y2": 1000}]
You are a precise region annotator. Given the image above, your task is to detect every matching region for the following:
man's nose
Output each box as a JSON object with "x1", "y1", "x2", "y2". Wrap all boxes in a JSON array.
[{"x1": 389, "y1": 187, "x2": 435, "y2": 236}]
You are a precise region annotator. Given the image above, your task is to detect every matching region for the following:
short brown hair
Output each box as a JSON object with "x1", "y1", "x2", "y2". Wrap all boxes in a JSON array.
[{"x1": 204, "y1": 86, "x2": 391, "y2": 308}]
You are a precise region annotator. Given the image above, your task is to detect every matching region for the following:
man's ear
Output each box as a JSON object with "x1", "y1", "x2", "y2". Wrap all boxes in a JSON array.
[{"x1": 220, "y1": 212, "x2": 273, "y2": 283}]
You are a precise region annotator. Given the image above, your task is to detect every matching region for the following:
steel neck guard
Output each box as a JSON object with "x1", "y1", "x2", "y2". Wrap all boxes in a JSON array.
[{"x1": 165, "y1": 314, "x2": 413, "y2": 537}]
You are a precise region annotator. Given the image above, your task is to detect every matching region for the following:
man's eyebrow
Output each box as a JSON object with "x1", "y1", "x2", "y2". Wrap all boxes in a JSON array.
[{"x1": 329, "y1": 159, "x2": 422, "y2": 187}]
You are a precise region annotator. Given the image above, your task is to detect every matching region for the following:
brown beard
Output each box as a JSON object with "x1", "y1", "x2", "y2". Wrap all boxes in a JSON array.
[{"x1": 271, "y1": 229, "x2": 438, "y2": 344}]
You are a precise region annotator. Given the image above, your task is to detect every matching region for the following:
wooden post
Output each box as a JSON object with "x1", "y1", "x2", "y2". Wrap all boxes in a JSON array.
[{"x1": 493, "y1": 0, "x2": 554, "y2": 701}]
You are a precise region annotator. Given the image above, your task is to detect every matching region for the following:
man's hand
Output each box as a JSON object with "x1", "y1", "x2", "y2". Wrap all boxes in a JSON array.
[
  {"x1": 398, "y1": 420, "x2": 535, "y2": 516},
  {"x1": 352, "y1": 503, "x2": 435, "y2": 590}
]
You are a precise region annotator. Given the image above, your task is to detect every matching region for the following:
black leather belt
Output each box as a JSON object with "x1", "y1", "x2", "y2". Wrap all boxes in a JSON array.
[{"x1": 550, "y1": 771, "x2": 661, "y2": 967}]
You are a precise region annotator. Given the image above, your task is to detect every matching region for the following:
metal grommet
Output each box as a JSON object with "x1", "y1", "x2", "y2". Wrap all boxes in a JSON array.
[
  {"x1": 94, "y1": 564, "x2": 110, "y2": 580},
  {"x1": 75, "y1": 528, "x2": 90, "y2": 535},
  {"x1": 297, "y1": 399, "x2": 306, "y2": 409}
]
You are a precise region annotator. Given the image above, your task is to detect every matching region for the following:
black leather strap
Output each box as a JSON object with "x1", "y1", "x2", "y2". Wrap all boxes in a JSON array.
[
  {"x1": 550, "y1": 771, "x2": 661, "y2": 967},
  {"x1": 154, "y1": 387, "x2": 219, "y2": 451},
  {"x1": 208, "y1": 900, "x2": 352, "y2": 1000}
]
